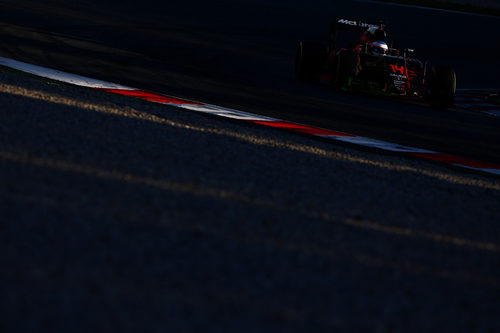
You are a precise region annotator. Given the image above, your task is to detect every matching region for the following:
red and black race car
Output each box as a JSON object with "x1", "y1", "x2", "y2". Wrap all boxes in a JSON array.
[{"x1": 295, "y1": 18, "x2": 456, "y2": 108}]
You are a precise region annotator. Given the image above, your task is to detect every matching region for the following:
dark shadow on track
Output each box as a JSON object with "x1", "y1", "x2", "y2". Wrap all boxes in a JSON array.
[{"x1": 1, "y1": 0, "x2": 499, "y2": 164}]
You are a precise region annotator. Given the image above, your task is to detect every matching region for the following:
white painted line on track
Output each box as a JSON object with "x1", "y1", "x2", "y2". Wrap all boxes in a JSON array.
[
  {"x1": 0, "y1": 57, "x2": 134, "y2": 90},
  {"x1": 177, "y1": 103, "x2": 275, "y2": 121},
  {"x1": 454, "y1": 98, "x2": 483, "y2": 102},
  {"x1": 455, "y1": 89, "x2": 500, "y2": 116},
  {"x1": 355, "y1": 0, "x2": 500, "y2": 18},
  {"x1": 456, "y1": 103, "x2": 497, "y2": 108},
  {"x1": 1, "y1": 56, "x2": 500, "y2": 176},
  {"x1": 485, "y1": 110, "x2": 500, "y2": 116},
  {"x1": 335, "y1": 136, "x2": 434, "y2": 153}
]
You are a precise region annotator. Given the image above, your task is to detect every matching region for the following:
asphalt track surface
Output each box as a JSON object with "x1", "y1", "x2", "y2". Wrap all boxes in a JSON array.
[
  {"x1": 1, "y1": 0, "x2": 500, "y2": 164},
  {"x1": 1, "y1": 0, "x2": 500, "y2": 331},
  {"x1": 2, "y1": 63, "x2": 500, "y2": 332}
]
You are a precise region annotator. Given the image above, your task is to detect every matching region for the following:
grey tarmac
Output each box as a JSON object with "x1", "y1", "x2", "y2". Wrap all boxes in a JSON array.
[{"x1": 1, "y1": 67, "x2": 499, "y2": 331}]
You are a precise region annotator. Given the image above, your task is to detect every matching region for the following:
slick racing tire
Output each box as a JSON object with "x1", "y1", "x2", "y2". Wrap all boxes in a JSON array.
[
  {"x1": 334, "y1": 50, "x2": 358, "y2": 88},
  {"x1": 295, "y1": 40, "x2": 326, "y2": 81},
  {"x1": 428, "y1": 66, "x2": 456, "y2": 109}
]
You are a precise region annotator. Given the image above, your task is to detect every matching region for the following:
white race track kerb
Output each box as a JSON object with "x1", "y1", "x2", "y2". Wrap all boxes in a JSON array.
[{"x1": 1, "y1": 56, "x2": 499, "y2": 176}]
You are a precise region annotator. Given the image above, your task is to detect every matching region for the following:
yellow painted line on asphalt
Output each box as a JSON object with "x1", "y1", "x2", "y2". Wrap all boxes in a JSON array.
[
  {"x1": 343, "y1": 217, "x2": 500, "y2": 252},
  {"x1": 2, "y1": 82, "x2": 500, "y2": 255},
  {"x1": 0, "y1": 150, "x2": 265, "y2": 206},
  {"x1": 2, "y1": 180, "x2": 498, "y2": 290},
  {"x1": 1, "y1": 148, "x2": 498, "y2": 255},
  {"x1": 2, "y1": 82, "x2": 499, "y2": 191},
  {"x1": 161, "y1": 219, "x2": 500, "y2": 290}
]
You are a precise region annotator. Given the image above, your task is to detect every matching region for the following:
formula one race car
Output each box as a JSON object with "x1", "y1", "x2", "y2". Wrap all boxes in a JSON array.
[{"x1": 295, "y1": 18, "x2": 456, "y2": 108}]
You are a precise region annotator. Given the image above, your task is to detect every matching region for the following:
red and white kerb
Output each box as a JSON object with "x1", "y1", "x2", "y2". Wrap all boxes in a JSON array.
[{"x1": 1, "y1": 57, "x2": 499, "y2": 176}]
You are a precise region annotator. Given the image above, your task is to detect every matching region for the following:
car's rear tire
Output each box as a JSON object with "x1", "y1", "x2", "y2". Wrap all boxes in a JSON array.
[
  {"x1": 295, "y1": 41, "x2": 326, "y2": 81},
  {"x1": 427, "y1": 66, "x2": 456, "y2": 109},
  {"x1": 334, "y1": 50, "x2": 358, "y2": 88}
]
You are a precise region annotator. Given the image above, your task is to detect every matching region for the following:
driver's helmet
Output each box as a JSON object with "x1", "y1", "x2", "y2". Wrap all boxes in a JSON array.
[{"x1": 368, "y1": 41, "x2": 388, "y2": 55}]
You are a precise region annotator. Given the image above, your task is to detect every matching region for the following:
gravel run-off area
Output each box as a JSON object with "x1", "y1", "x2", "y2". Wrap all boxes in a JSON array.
[{"x1": 1, "y1": 67, "x2": 499, "y2": 331}]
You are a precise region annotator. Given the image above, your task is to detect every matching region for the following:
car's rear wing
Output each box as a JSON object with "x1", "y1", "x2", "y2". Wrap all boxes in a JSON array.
[
  {"x1": 333, "y1": 18, "x2": 386, "y2": 32},
  {"x1": 328, "y1": 18, "x2": 386, "y2": 51}
]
